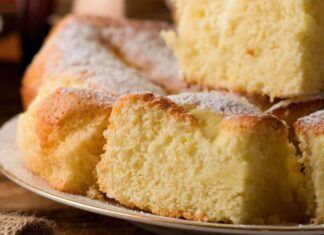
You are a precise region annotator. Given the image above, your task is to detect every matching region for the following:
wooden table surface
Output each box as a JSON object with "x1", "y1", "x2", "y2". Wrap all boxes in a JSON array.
[{"x1": 0, "y1": 63, "x2": 154, "y2": 235}]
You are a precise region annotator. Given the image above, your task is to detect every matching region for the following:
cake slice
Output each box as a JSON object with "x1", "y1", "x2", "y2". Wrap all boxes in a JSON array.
[
  {"x1": 21, "y1": 15, "x2": 188, "y2": 108},
  {"x1": 164, "y1": 0, "x2": 324, "y2": 98},
  {"x1": 267, "y1": 93, "x2": 324, "y2": 141},
  {"x1": 268, "y1": 94, "x2": 324, "y2": 128},
  {"x1": 17, "y1": 87, "x2": 115, "y2": 194},
  {"x1": 97, "y1": 92, "x2": 306, "y2": 224},
  {"x1": 295, "y1": 110, "x2": 324, "y2": 224}
]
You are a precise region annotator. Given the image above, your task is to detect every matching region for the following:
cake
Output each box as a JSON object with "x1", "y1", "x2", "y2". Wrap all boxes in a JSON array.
[
  {"x1": 16, "y1": 15, "x2": 178, "y2": 194},
  {"x1": 21, "y1": 15, "x2": 191, "y2": 108},
  {"x1": 17, "y1": 29, "x2": 176, "y2": 193},
  {"x1": 15, "y1": 12, "x2": 323, "y2": 225},
  {"x1": 17, "y1": 54, "x2": 172, "y2": 194},
  {"x1": 267, "y1": 94, "x2": 324, "y2": 127},
  {"x1": 267, "y1": 93, "x2": 324, "y2": 141},
  {"x1": 97, "y1": 92, "x2": 306, "y2": 224},
  {"x1": 163, "y1": 0, "x2": 324, "y2": 99},
  {"x1": 295, "y1": 110, "x2": 324, "y2": 224},
  {"x1": 17, "y1": 88, "x2": 116, "y2": 194}
]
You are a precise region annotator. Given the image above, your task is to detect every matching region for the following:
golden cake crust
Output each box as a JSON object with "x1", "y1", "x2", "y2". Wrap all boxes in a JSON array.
[
  {"x1": 294, "y1": 110, "x2": 324, "y2": 137},
  {"x1": 18, "y1": 87, "x2": 116, "y2": 194},
  {"x1": 113, "y1": 93, "x2": 197, "y2": 124},
  {"x1": 267, "y1": 94, "x2": 324, "y2": 142},
  {"x1": 267, "y1": 94, "x2": 324, "y2": 125},
  {"x1": 34, "y1": 88, "x2": 116, "y2": 148},
  {"x1": 115, "y1": 92, "x2": 284, "y2": 135}
]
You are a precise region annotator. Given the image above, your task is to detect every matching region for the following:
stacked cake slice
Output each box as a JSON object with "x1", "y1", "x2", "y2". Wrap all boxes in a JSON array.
[{"x1": 164, "y1": 0, "x2": 324, "y2": 98}]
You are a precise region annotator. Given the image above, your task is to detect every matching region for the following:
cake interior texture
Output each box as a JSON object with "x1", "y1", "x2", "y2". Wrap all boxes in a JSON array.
[
  {"x1": 164, "y1": 0, "x2": 324, "y2": 98},
  {"x1": 295, "y1": 110, "x2": 324, "y2": 224},
  {"x1": 17, "y1": 88, "x2": 115, "y2": 194},
  {"x1": 14, "y1": 9, "x2": 324, "y2": 226},
  {"x1": 97, "y1": 92, "x2": 306, "y2": 224}
]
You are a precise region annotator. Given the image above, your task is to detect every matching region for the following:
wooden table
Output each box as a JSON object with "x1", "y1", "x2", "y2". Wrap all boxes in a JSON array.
[{"x1": 0, "y1": 63, "x2": 153, "y2": 235}]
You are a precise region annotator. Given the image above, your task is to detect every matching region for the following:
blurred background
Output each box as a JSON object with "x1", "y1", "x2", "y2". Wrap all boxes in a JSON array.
[{"x1": 0, "y1": 0, "x2": 173, "y2": 123}]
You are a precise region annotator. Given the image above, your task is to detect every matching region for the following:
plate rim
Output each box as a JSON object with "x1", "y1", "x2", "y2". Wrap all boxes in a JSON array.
[{"x1": 1, "y1": 116, "x2": 324, "y2": 234}]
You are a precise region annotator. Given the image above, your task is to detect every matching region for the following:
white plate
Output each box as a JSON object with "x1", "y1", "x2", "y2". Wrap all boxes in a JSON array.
[{"x1": 1, "y1": 117, "x2": 324, "y2": 235}]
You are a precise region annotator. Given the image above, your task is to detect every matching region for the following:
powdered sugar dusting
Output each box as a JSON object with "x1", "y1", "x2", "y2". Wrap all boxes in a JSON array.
[
  {"x1": 298, "y1": 110, "x2": 324, "y2": 125},
  {"x1": 168, "y1": 92, "x2": 260, "y2": 116},
  {"x1": 42, "y1": 18, "x2": 165, "y2": 96},
  {"x1": 102, "y1": 23, "x2": 181, "y2": 81},
  {"x1": 58, "y1": 87, "x2": 117, "y2": 107},
  {"x1": 84, "y1": 69, "x2": 166, "y2": 96}
]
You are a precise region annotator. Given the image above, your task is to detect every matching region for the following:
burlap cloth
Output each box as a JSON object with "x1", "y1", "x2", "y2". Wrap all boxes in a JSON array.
[{"x1": 0, "y1": 212, "x2": 55, "y2": 235}]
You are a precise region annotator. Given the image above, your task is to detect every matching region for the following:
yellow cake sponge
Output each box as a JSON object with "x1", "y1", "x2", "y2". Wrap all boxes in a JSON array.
[{"x1": 164, "y1": 0, "x2": 324, "y2": 99}]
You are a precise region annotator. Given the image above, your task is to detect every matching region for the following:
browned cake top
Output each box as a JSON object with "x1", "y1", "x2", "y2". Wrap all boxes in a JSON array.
[
  {"x1": 295, "y1": 110, "x2": 324, "y2": 136},
  {"x1": 267, "y1": 93, "x2": 324, "y2": 114},
  {"x1": 35, "y1": 87, "x2": 116, "y2": 128}
]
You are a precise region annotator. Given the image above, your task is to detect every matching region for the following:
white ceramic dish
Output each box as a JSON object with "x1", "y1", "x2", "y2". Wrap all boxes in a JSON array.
[{"x1": 1, "y1": 117, "x2": 323, "y2": 235}]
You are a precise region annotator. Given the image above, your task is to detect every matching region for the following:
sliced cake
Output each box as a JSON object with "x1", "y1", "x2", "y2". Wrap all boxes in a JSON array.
[
  {"x1": 17, "y1": 88, "x2": 116, "y2": 194},
  {"x1": 21, "y1": 15, "x2": 188, "y2": 108},
  {"x1": 97, "y1": 92, "x2": 306, "y2": 224},
  {"x1": 267, "y1": 93, "x2": 324, "y2": 141},
  {"x1": 295, "y1": 110, "x2": 324, "y2": 224},
  {"x1": 268, "y1": 94, "x2": 324, "y2": 128},
  {"x1": 164, "y1": 0, "x2": 324, "y2": 98}
]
